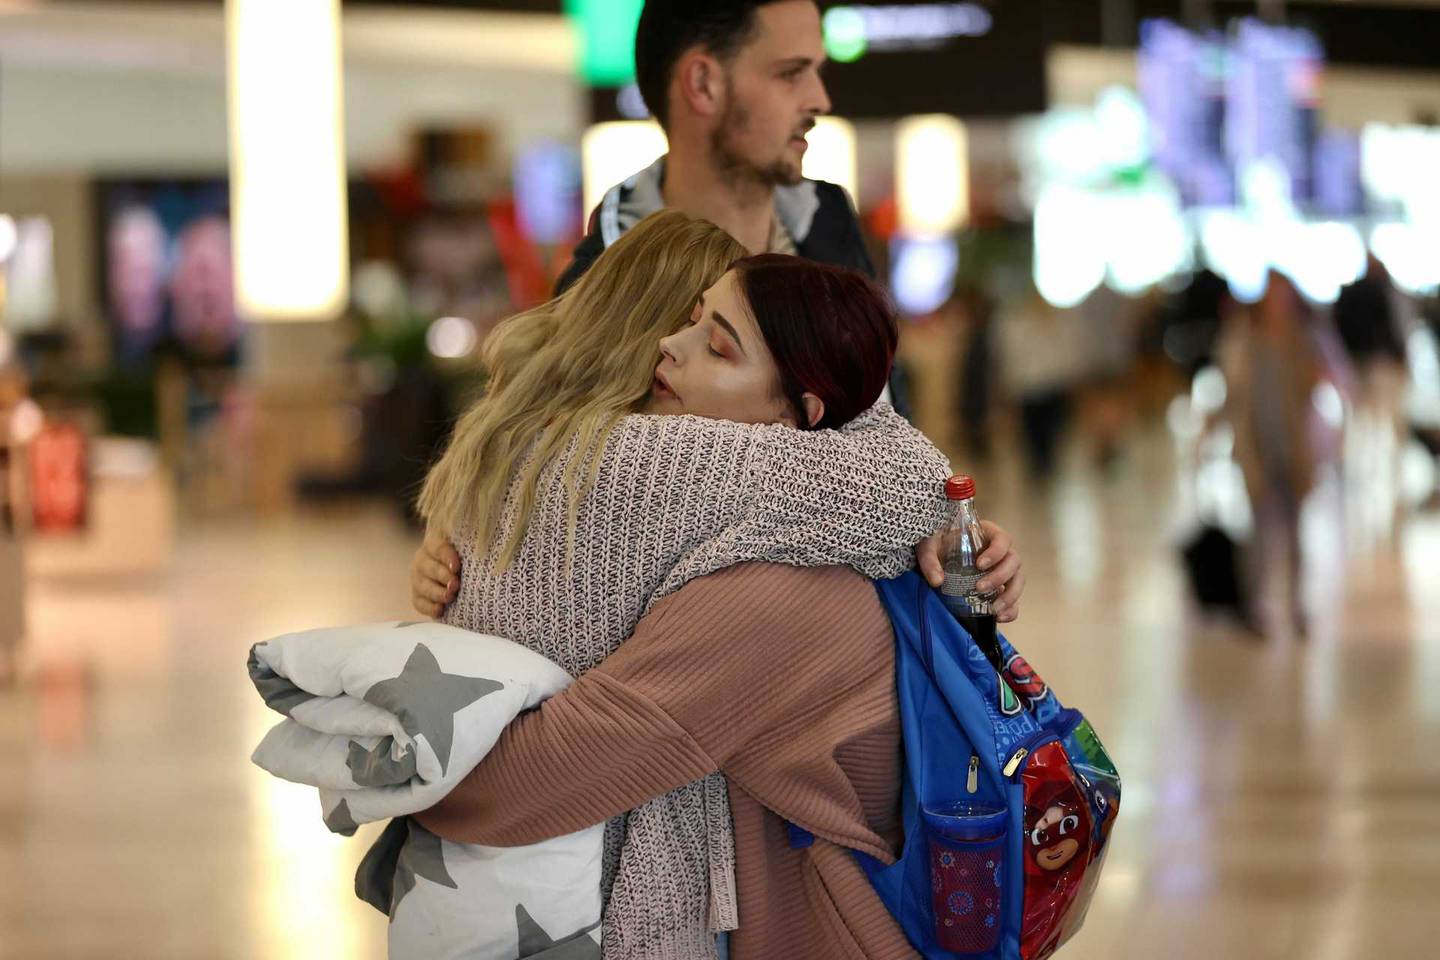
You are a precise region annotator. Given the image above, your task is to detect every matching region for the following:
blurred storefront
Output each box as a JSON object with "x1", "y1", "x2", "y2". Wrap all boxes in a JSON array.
[
  {"x1": 3, "y1": 3, "x2": 1440, "y2": 957},
  {"x1": 2, "y1": 0, "x2": 1438, "y2": 601}
]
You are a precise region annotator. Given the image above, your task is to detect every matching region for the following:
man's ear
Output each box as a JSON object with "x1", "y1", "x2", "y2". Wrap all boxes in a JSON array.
[
  {"x1": 674, "y1": 49, "x2": 725, "y2": 121},
  {"x1": 800, "y1": 393, "x2": 826, "y2": 428}
]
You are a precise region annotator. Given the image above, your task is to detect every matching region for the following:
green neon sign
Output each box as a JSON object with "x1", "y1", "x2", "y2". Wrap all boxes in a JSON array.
[
  {"x1": 566, "y1": 0, "x2": 646, "y2": 86},
  {"x1": 823, "y1": 7, "x2": 869, "y2": 63}
]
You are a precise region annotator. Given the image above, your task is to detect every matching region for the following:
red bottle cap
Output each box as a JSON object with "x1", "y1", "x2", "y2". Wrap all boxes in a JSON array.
[{"x1": 945, "y1": 475, "x2": 976, "y2": 500}]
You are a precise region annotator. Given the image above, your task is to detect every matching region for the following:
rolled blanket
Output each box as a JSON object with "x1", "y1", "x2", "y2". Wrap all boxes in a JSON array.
[{"x1": 249, "y1": 620, "x2": 604, "y2": 960}]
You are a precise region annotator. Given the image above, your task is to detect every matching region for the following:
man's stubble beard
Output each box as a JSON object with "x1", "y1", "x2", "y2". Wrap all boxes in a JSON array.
[{"x1": 710, "y1": 87, "x2": 804, "y2": 189}]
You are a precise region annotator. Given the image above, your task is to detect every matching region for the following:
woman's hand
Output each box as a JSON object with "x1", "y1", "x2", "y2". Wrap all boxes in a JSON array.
[
  {"x1": 411, "y1": 529, "x2": 462, "y2": 619},
  {"x1": 915, "y1": 520, "x2": 1025, "y2": 623}
]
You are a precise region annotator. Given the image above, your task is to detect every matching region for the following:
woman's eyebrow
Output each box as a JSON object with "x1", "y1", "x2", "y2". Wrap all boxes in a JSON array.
[{"x1": 709, "y1": 311, "x2": 747, "y2": 356}]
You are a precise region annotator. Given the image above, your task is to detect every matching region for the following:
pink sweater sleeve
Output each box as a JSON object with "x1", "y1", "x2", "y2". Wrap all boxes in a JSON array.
[{"x1": 414, "y1": 564, "x2": 887, "y2": 846}]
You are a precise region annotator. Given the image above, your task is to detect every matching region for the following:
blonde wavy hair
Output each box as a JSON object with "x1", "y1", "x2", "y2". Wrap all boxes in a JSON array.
[{"x1": 417, "y1": 210, "x2": 747, "y2": 569}]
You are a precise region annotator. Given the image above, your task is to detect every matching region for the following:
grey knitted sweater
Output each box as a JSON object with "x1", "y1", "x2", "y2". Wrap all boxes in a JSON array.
[{"x1": 442, "y1": 402, "x2": 950, "y2": 959}]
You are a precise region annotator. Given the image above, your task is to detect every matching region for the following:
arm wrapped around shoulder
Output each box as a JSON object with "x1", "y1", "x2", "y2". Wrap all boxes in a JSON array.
[
  {"x1": 628, "y1": 401, "x2": 951, "y2": 597},
  {"x1": 744, "y1": 401, "x2": 952, "y2": 578}
]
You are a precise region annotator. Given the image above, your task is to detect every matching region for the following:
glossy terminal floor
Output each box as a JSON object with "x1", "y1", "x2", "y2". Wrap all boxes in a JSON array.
[{"x1": 2, "y1": 432, "x2": 1438, "y2": 959}]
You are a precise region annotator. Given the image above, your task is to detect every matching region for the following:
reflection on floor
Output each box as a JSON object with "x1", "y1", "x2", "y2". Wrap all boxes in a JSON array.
[{"x1": 3, "y1": 447, "x2": 1439, "y2": 959}]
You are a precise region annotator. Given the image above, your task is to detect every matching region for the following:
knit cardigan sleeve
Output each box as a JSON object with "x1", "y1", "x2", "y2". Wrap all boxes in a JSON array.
[
  {"x1": 718, "y1": 400, "x2": 952, "y2": 579},
  {"x1": 593, "y1": 401, "x2": 951, "y2": 600},
  {"x1": 413, "y1": 563, "x2": 894, "y2": 863}
]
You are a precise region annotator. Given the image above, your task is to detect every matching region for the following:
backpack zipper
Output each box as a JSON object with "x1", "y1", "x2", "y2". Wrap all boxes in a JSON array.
[
  {"x1": 967, "y1": 755, "x2": 980, "y2": 793},
  {"x1": 1003, "y1": 708, "x2": 1087, "y2": 778}
]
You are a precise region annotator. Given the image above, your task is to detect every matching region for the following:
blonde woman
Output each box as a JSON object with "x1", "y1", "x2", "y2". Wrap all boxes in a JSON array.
[{"x1": 409, "y1": 211, "x2": 1024, "y2": 957}]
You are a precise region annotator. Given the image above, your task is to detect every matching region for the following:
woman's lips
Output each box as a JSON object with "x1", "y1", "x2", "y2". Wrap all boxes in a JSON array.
[{"x1": 652, "y1": 370, "x2": 678, "y2": 401}]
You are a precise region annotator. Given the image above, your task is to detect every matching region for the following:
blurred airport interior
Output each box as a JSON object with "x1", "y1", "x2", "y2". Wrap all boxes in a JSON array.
[{"x1": 2, "y1": 1, "x2": 1440, "y2": 958}]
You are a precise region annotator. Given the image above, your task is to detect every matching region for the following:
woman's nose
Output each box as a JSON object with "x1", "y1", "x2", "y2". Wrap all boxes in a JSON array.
[{"x1": 658, "y1": 334, "x2": 679, "y2": 364}]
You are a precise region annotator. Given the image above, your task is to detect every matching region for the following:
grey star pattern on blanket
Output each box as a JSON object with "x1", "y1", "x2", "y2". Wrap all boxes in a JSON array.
[
  {"x1": 390, "y1": 818, "x2": 458, "y2": 915},
  {"x1": 247, "y1": 643, "x2": 318, "y2": 717},
  {"x1": 324, "y1": 798, "x2": 359, "y2": 837},
  {"x1": 514, "y1": 904, "x2": 602, "y2": 959},
  {"x1": 346, "y1": 737, "x2": 418, "y2": 787},
  {"x1": 361, "y1": 643, "x2": 503, "y2": 776}
]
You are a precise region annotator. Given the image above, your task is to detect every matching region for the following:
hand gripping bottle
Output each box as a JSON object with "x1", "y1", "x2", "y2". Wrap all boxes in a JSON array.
[{"x1": 938, "y1": 475, "x2": 1006, "y2": 676}]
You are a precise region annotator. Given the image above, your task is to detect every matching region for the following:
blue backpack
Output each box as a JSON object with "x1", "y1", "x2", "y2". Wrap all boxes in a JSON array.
[{"x1": 794, "y1": 572, "x2": 1122, "y2": 960}]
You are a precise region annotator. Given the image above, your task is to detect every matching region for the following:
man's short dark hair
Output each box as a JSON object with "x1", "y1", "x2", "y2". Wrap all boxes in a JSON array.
[{"x1": 635, "y1": 0, "x2": 803, "y2": 129}]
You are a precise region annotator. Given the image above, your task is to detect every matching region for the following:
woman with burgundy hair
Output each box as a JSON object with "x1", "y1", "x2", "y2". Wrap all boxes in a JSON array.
[
  {"x1": 645, "y1": 253, "x2": 899, "y2": 432},
  {"x1": 407, "y1": 212, "x2": 1024, "y2": 957}
]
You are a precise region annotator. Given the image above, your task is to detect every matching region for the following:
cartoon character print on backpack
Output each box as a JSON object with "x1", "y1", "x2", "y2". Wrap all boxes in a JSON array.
[
  {"x1": 1002, "y1": 653, "x2": 1051, "y2": 711},
  {"x1": 1027, "y1": 784, "x2": 1088, "y2": 873},
  {"x1": 863, "y1": 574, "x2": 1121, "y2": 960},
  {"x1": 1063, "y1": 718, "x2": 1122, "y2": 853},
  {"x1": 1020, "y1": 743, "x2": 1095, "y2": 960},
  {"x1": 963, "y1": 637, "x2": 1039, "y2": 739}
]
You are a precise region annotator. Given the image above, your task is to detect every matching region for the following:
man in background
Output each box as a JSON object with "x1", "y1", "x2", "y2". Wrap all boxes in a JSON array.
[
  {"x1": 560, "y1": 0, "x2": 872, "y2": 286},
  {"x1": 557, "y1": 0, "x2": 910, "y2": 412}
]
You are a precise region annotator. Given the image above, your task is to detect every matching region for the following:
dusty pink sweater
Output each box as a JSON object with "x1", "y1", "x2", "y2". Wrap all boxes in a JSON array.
[{"x1": 419, "y1": 563, "x2": 922, "y2": 960}]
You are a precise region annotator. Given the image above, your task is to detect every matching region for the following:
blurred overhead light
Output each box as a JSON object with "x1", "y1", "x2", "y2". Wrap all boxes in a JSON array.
[
  {"x1": 1363, "y1": 123, "x2": 1440, "y2": 224},
  {"x1": 1033, "y1": 185, "x2": 1104, "y2": 308},
  {"x1": 1371, "y1": 222, "x2": 1440, "y2": 296},
  {"x1": 890, "y1": 236, "x2": 958, "y2": 315},
  {"x1": 1022, "y1": 107, "x2": 1106, "y2": 187},
  {"x1": 227, "y1": 0, "x2": 348, "y2": 322},
  {"x1": 1273, "y1": 220, "x2": 1366, "y2": 305},
  {"x1": 426, "y1": 316, "x2": 478, "y2": 360},
  {"x1": 1093, "y1": 86, "x2": 1149, "y2": 171},
  {"x1": 0, "y1": 215, "x2": 16, "y2": 264},
  {"x1": 803, "y1": 116, "x2": 858, "y2": 204},
  {"x1": 1102, "y1": 183, "x2": 1190, "y2": 295},
  {"x1": 896, "y1": 114, "x2": 968, "y2": 237},
  {"x1": 1198, "y1": 209, "x2": 1267, "y2": 302},
  {"x1": 581, "y1": 121, "x2": 668, "y2": 218}
]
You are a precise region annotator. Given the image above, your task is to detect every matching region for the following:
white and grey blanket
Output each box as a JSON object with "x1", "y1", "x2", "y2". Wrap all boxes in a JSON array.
[{"x1": 248, "y1": 620, "x2": 603, "y2": 960}]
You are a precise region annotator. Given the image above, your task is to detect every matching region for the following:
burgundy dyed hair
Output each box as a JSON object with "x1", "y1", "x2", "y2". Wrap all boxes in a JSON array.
[{"x1": 731, "y1": 254, "x2": 897, "y2": 430}]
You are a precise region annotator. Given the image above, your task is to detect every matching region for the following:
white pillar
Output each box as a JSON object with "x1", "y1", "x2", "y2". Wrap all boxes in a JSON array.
[{"x1": 226, "y1": 0, "x2": 349, "y2": 328}]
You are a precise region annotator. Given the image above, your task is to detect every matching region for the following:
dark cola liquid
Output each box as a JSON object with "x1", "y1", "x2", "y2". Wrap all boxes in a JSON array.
[{"x1": 945, "y1": 599, "x2": 1005, "y2": 675}]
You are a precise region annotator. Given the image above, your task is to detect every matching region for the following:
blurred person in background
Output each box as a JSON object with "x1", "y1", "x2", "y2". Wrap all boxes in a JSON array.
[
  {"x1": 407, "y1": 211, "x2": 1025, "y2": 957},
  {"x1": 107, "y1": 206, "x2": 169, "y2": 367},
  {"x1": 1419, "y1": 293, "x2": 1440, "y2": 508},
  {"x1": 557, "y1": 0, "x2": 912, "y2": 414},
  {"x1": 1075, "y1": 283, "x2": 1140, "y2": 471},
  {"x1": 999, "y1": 285, "x2": 1087, "y2": 481},
  {"x1": 1216, "y1": 271, "x2": 1323, "y2": 637},
  {"x1": 1335, "y1": 254, "x2": 1410, "y2": 528},
  {"x1": 169, "y1": 216, "x2": 239, "y2": 365},
  {"x1": 1166, "y1": 264, "x2": 1229, "y2": 377},
  {"x1": 1335, "y1": 254, "x2": 1408, "y2": 412},
  {"x1": 953, "y1": 283, "x2": 997, "y2": 461}
]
